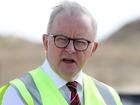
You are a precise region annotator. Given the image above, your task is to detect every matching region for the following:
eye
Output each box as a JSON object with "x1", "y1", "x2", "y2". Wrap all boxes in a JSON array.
[
  {"x1": 55, "y1": 35, "x2": 69, "y2": 45},
  {"x1": 56, "y1": 36, "x2": 67, "y2": 41},
  {"x1": 75, "y1": 40, "x2": 88, "y2": 46}
]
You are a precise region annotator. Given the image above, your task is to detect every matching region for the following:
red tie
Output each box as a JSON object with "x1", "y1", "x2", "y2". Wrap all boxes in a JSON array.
[{"x1": 66, "y1": 81, "x2": 81, "y2": 105}]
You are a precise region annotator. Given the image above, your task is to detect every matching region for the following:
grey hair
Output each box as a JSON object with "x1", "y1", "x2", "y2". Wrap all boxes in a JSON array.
[{"x1": 47, "y1": 1, "x2": 97, "y2": 37}]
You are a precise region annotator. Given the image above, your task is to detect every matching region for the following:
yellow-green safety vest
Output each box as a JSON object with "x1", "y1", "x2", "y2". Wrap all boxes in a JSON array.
[{"x1": 0, "y1": 67, "x2": 122, "y2": 105}]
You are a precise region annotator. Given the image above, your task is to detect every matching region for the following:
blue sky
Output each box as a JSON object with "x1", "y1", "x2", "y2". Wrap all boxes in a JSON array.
[{"x1": 0, "y1": 0, "x2": 140, "y2": 42}]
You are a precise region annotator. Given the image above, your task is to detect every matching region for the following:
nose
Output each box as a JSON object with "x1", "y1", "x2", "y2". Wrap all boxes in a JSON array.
[{"x1": 65, "y1": 40, "x2": 76, "y2": 53}]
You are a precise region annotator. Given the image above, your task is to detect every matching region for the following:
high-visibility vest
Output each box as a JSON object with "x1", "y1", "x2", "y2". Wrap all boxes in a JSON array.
[{"x1": 0, "y1": 67, "x2": 122, "y2": 105}]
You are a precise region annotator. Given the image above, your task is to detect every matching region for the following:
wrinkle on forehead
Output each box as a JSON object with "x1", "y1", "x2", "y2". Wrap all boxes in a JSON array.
[{"x1": 50, "y1": 12, "x2": 95, "y2": 40}]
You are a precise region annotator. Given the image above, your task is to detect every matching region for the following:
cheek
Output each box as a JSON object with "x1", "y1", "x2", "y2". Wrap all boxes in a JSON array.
[
  {"x1": 78, "y1": 49, "x2": 93, "y2": 63},
  {"x1": 76, "y1": 52, "x2": 88, "y2": 66},
  {"x1": 47, "y1": 41, "x2": 61, "y2": 65}
]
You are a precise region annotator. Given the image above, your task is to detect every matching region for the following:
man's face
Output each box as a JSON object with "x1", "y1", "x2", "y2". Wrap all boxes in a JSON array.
[{"x1": 43, "y1": 13, "x2": 97, "y2": 81}]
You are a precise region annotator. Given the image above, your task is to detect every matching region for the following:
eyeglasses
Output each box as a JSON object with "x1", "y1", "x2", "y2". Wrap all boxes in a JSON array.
[{"x1": 48, "y1": 33, "x2": 93, "y2": 51}]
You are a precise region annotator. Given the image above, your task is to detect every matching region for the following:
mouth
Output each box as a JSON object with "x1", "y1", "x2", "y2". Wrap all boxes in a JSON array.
[{"x1": 62, "y1": 58, "x2": 76, "y2": 64}]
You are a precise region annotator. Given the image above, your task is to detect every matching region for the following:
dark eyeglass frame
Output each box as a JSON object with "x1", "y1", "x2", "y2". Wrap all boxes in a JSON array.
[{"x1": 48, "y1": 33, "x2": 94, "y2": 52}]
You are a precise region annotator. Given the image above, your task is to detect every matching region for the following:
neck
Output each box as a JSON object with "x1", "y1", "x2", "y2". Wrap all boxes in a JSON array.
[{"x1": 60, "y1": 72, "x2": 80, "y2": 82}]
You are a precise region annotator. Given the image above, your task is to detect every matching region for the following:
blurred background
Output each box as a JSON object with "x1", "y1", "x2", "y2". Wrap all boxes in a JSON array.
[{"x1": 0, "y1": 0, "x2": 140, "y2": 104}]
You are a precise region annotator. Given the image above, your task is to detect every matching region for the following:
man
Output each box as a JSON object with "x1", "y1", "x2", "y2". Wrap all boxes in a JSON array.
[{"x1": 0, "y1": 1, "x2": 122, "y2": 105}]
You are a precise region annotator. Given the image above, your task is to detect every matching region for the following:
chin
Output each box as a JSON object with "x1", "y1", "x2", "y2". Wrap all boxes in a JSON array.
[{"x1": 61, "y1": 67, "x2": 80, "y2": 77}]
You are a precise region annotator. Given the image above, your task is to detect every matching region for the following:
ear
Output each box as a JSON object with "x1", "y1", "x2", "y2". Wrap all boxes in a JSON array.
[
  {"x1": 42, "y1": 34, "x2": 49, "y2": 50},
  {"x1": 91, "y1": 42, "x2": 98, "y2": 55}
]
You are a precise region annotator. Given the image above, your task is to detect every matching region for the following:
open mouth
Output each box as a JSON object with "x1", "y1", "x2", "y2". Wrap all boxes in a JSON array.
[{"x1": 62, "y1": 58, "x2": 75, "y2": 64}]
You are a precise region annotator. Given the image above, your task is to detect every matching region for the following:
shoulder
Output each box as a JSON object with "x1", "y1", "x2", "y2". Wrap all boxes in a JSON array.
[
  {"x1": 93, "y1": 79, "x2": 113, "y2": 91},
  {"x1": 1, "y1": 69, "x2": 39, "y2": 105},
  {"x1": 83, "y1": 73, "x2": 119, "y2": 96},
  {"x1": 83, "y1": 73, "x2": 122, "y2": 105},
  {"x1": 94, "y1": 79, "x2": 120, "y2": 97},
  {"x1": 2, "y1": 86, "x2": 25, "y2": 105},
  {"x1": 93, "y1": 79, "x2": 122, "y2": 105}
]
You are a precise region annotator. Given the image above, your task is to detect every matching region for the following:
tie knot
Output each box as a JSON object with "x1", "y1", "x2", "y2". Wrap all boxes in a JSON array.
[
  {"x1": 66, "y1": 81, "x2": 78, "y2": 91},
  {"x1": 66, "y1": 81, "x2": 81, "y2": 105}
]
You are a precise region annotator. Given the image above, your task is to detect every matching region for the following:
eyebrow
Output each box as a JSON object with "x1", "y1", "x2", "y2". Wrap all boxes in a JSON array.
[
  {"x1": 49, "y1": 33, "x2": 93, "y2": 41},
  {"x1": 57, "y1": 34, "x2": 91, "y2": 41}
]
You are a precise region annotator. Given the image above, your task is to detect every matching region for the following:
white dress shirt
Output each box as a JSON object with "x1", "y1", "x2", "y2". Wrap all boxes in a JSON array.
[{"x1": 2, "y1": 59, "x2": 83, "y2": 105}]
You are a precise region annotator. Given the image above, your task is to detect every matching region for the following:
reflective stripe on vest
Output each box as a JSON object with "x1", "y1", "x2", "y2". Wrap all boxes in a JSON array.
[
  {"x1": 94, "y1": 79, "x2": 116, "y2": 105},
  {"x1": 0, "y1": 84, "x2": 9, "y2": 105},
  {"x1": 10, "y1": 79, "x2": 34, "y2": 105},
  {"x1": 0, "y1": 67, "x2": 122, "y2": 105},
  {"x1": 29, "y1": 68, "x2": 68, "y2": 105},
  {"x1": 19, "y1": 73, "x2": 42, "y2": 105}
]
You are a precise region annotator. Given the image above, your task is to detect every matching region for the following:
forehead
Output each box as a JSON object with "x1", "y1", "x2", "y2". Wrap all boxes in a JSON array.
[{"x1": 50, "y1": 12, "x2": 95, "y2": 39}]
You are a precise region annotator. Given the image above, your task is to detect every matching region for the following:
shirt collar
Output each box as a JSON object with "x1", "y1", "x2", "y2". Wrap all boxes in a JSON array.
[{"x1": 40, "y1": 59, "x2": 83, "y2": 89}]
